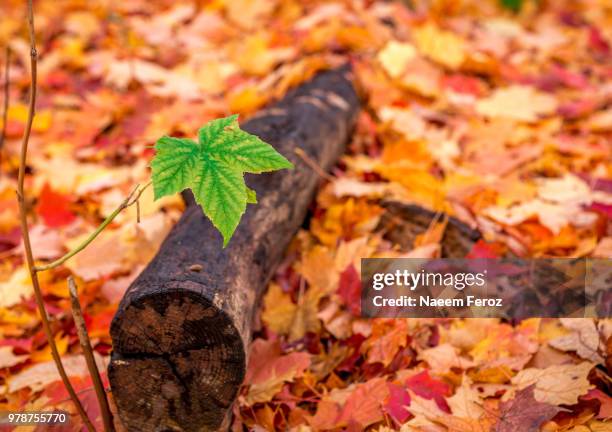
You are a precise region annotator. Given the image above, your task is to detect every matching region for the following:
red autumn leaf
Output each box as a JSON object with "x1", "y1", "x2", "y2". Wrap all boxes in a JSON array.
[
  {"x1": 42, "y1": 373, "x2": 111, "y2": 431},
  {"x1": 36, "y1": 183, "x2": 76, "y2": 228},
  {"x1": 467, "y1": 239, "x2": 501, "y2": 258},
  {"x1": 442, "y1": 74, "x2": 484, "y2": 96},
  {"x1": 586, "y1": 202, "x2": 612, "y2": 219},
  {"x1": 549, "y1": 65, "x2": 589, "y2": 90},
  {"x1": 578, "y1": 175, "x2": 612, "y2": 194},
  {"x1": 534, "y1": 65, "x2": 589, "y2": 92},
  {"x1": 0, "y1": 227, "x2": 21, "y2": 253},
  {"x1": 338, "y1": 264, "x2": 361, "y2": 316},
  {"x1": 85, "y1": 307, "x2": 116, "y2": 341},
  {"x1": 557, "y1": 98, "x2": 599, "y2": 119},
  {"x1": 405, "y1": 370, "x2": 451, "y2": 412},
  {"x1": 588, "y1": 26, "x2": 610, "y2": 55},
  {"x1": 581, "y1": 389, "x2": 612, "y2": 419},
  {"x1": 0, "y1": 337, "x2": 33, "y2": 353},
  {"x1": 337, "y1": 334, "x2": 366, "y2": 372},
  {"x1": 384, "y1": 382, "x2": 412, "y2": 424},
  {"x1": 495, "y1": 384, "x2": 563, "y2": 432}
]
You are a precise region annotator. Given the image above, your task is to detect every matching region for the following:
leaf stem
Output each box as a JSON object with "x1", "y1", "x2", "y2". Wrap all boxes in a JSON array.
[
  {"x1": 68, "y1": 277, "x2": 115, "y2": 432},
  {"x1": 16, "y1": 1, "x2": 94, "y2": 430},
  {"x1": 35, "y1": 181, "x2": 151, "y2": 272}
]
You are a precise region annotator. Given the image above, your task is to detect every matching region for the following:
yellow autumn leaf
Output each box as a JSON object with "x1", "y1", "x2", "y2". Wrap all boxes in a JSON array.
[
  {"x1": 469, "y1": 365, "x2": 514, "y2": 384},
  {"x1": 334, "y1": 236, "x2": 376, "y2": 273},
  {"x1": 0, "y1": 308, "x2": 37, "y2": 328},
  {"x1": 398, "y1": 57, "x2": 441, "y2": 97},
  {"x1": 446, "y1": 375, "x2": 484, "y2": 419},
  {"x1": 418, "y1": 343, "x2": 475, "y2": 374},
  {"x1": 0, "y1": 266, "x2": 34, "y2": 308},
  {"x1": 376, "y1": 167, "x2": 445, "y2": 210},
  {"x1": 310, "y1": 198, "x2": 383, "y2": 246},
  {"x1": 232, "y1": 32, "x2": 294, "y2": 76},
  {"x1": 413, "y1": 22, "x2": 466, "y2": 69},
  {"x1": 261, "y1": 283, "x2": 322, "y2": 341},
  {"x1": 377, "y1": 40, "x2": 417, "y2": 78},
  {"x1": 483, "y1": 198, "x2": 596, "y2": 235},
  {"x1": 225, "y1": 0, "x2": 275, "y2": 30},
  {"x1": 590, "y1": 421, "x2": 612, "y2": 432},
  {"x1": 476, "y1": 86, "x2": 558, "y2": 122},
  {"x1": 511, "y1": 362, "x2": 594, "y2": 405},
  {"x1": 289, "y1": 287, "x2": 323, "y2": 341},
  {"x1": 587, "y1": 108, "x2": 612, "y2": 132},
  {"x1": 296, "y1": 245, "x2": 338, "y2": 294},
  {"x1": 58, "y1": 36, "x2": 87, "y2": 67},
  {"x1": 228, "y1": 86, "x2": 268, "y2": 114},
  {"x1": 537, "y1": 318, "x2": 570, "y2": 343},
  {"x1": 443, "y1": 318, "x2": 499, "y2": 350},
  {"x1": 549, "y1": 318, "x2": 604, "y2": 364},
  {"x1": 261, "y1": 283, "x2": 297, "y2": 336},
  {"x1": 469, "y1": 319, "x2": 539, "y2": 367},
  {"x1": 8, "y1": 104, "x2": 52, "y2": 132},
  {"x1": 64, "y1": 11, "x2": 101, "y2": 40}
]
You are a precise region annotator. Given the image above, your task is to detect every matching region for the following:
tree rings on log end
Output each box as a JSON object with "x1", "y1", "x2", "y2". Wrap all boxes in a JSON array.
[{"x1": 109, "y1": 288, "x2": 245, "y2": 431}]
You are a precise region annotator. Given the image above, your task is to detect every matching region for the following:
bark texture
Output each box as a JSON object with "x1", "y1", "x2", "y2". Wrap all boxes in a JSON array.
[
  {"x1": 379, "y1": 201, "x2": 482, "y2": 257},
  {"x1": 109, "y1": 67, "x2": 359, "y2": 431}
]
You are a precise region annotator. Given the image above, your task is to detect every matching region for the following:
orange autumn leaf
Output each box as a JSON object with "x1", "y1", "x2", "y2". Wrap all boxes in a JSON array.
[
  {"x1": 362, "y1": 319, "x2": 409, "y2": 366},
  {"x1": 244, "y1": 338, "x2": 310, "y2": 404},
  {"x1": 310, "y1": 198, "x2": 383, "y2": 246},
  {"x1": 308, "y1": 378, "x2": 389, "y2": 430}
]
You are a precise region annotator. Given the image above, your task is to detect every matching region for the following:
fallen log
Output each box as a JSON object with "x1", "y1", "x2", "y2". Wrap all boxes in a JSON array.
[
  {"x1": 378, "y1": 201, "x2": 481, "y2": 257},
  {"x1": 108, "y1": 67, "x2": 359, "y2": 431}
]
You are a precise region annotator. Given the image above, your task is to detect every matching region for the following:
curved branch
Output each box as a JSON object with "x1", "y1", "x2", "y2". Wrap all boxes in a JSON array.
[
  {"x1": 34, "y1": 181, "x2": 151, "y2": 272},
  {"x1": 0, "y1": 46, "x2": 9, "y2": 155},
  {"x1": 16, "y1": 1, "x2": 94, "y2": 430}
]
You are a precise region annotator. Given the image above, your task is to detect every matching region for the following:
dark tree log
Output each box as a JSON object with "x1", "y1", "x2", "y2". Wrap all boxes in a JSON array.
[
  {"x1": 109, "y1": 67, "x2": 359, "y2": 431},
  {"x1": 378, "y1": 201, "x2": 481, "y2": 257}
]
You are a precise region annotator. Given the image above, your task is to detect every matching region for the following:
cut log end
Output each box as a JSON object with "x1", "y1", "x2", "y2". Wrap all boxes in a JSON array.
[{"x1": 109, "y1": 288, "x2": 245, "y2": 431}]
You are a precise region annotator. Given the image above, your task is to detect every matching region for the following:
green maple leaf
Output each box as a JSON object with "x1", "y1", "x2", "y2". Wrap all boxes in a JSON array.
[
  {"x1": 500, "y1": 0, "x2": 523, "y2": 12},
  {"x1": 151, "y1": 115, "x2": 293, "y2": 246}
]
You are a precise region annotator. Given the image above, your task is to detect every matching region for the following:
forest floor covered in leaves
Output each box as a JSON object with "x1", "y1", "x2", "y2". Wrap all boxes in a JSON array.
[{"x1": 0, "y1": 0, "x2": 611, "y2": 430}]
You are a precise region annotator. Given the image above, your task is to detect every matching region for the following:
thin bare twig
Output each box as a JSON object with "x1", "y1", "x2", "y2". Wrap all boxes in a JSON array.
[
  {"x1": 0, "y1": 46, "x2": 10, "y2": 163},
  {"x1": 294, "y1": 147, "x2": 335, "y2": 182},
  {"x1": 0, "y1": 47, "x2": 9, "y2": 144},
  {"x1": 34, "y1": 181, "x2": 151, "y2": 272},
  {"x1": 68, "y1": 277, "x2": 115, "y2": 432},
  {"x1": 16, "y1": 2, "x2": 94, "y2": 430}
]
